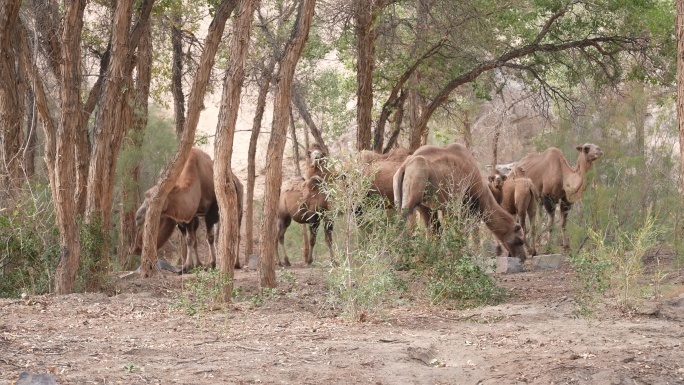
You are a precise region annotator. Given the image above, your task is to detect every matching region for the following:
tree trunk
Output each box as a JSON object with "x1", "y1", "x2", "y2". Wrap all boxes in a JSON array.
[
  {"x1": 354, "y1": 0, "x2": 375, "y2": 151},
  {"x1": 0, "y1": 0, "x2": 24, "y2": 199},
  {"x1": 23, "y1": 89, "x2": 37, "y2": 179},
  {"x1": 383, "y1": 89, "x2": 406, "y2": 153},
  {"x1": 140, "y1": 0, "x2": 237, "y2": 278},
  {"x1": 120, "y1": 19, "x2": 153, "y2": 270},
  {"x1": 290, "y1": 106, "x2": 302, "y2": 177},
  {"x1": 54, "y1": 0, "x2": 88, "y2": 294},
  {"x1": 292, "y1": 86, "x2": 329, "y2": 154},
  {"x1": 245, "y1": 60, "x2": 275, "y2": 265},
  {"x1": 677, "y1": 0, "x2": 684, "y2": 219},
  {"x1": 84, "y1": 0, "x2": 135, "y2": 287},
  {"x1": 259, "y1": 0, "x2": 316, "y2": 289},
  {"x1": 214, "y1": 0, "x2": 259, "y2": 302},
  {"x1": 171, "y1": 15, "x2": 186, "y2": 137}
]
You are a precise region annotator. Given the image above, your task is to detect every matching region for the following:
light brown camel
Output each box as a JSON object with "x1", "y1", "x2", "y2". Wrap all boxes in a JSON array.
[
  {"x1": 393, "y1": 143, "x2": 527, "y2": 261},
  {"x1": 132, "y1": 147, "x2": 244, "y2": 272},
  {"x1": 513, "y1": 143, "x2": 603, "y2": 251},
  {"x1": 276, "y1": 145, "x2": 334, "y2": 267},
  {"x1": 487, "y1": 168, "x2": 538, "y2": 256},
  {"x1": 358, "y1": 147, "x2": 413, "y2": 206}
]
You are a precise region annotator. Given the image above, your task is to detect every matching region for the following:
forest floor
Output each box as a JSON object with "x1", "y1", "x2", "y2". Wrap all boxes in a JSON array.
[{"x1": 2, "y1": 254, "x2": 684, "y2": 385}]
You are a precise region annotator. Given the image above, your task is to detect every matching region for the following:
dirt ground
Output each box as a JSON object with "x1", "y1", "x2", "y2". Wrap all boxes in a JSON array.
[{"x1": 2, "y1": 258, "x2": 684, "y2": 385}]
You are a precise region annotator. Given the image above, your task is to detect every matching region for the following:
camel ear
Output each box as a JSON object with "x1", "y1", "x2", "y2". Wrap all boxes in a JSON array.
[
  {"x1": 576, "y1": 145, "x2": 582, "y2": 152},
  {"x1": 514, "y1": 224, "x2": 521, "y2": 232},
  {"x1": 488, "y1": 175, "x2": 495, "y2": 183}
]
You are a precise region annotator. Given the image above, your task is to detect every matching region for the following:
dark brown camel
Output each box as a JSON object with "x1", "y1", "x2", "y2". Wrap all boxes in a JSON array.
[
  {"x1": 132, "y1": 147, "x2": 244, "y2": 272},
  {"x1": 513, "y1": 143, "x2": 603, "y2": 251},
  {"x1": 487, "y1": 168, "x2": 538, "y2": 256},
  {"x1": 276, "y1": 145, "x2": 334, "y2": 267},
  {"x1": 393, "y1": 143, "x2": 527, "y2": 261}
]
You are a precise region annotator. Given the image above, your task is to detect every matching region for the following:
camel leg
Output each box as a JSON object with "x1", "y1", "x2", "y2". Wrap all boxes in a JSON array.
[
  {"x1": 205, "y1": 202, "x2": 219, "y2": 270},
  {"x1": 276, "y1": 217, "x2": 291, "y2": 267},
  {"x1": 179, "y1": 217, "x2": 201, "y2": 273},
  {"x1": 306, "y1": 221, "x2": 320, "y2": 266},
  {"x1": 559, "y1": 200, "x2": 573, "y2": 252},
  {"x1": 301, "y1": 223, "x2": 309, "y2": 264},
  {"x1": 323, "y1": 219, "x2": 335, "y2": 265},
  {"x1": 526, "y1": 201, "x2": 537, "y2": 257},
  {"x1": 542, "y1": 196, "x2": 556, "y2": 252}
]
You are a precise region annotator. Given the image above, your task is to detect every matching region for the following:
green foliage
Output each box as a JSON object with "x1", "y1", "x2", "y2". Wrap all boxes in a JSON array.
[
  {"x1": 0, "y1": 184, "x2": 60, "y2": 297},
  {"x1": 571, "y1": 211, "x2": 661, "y2": 316},
  {"x1": 319, "y1": 155, "x2": 408, "y2": 320},
  {"x1": 397, "y1": 199, "x2": 508, "y2": 308},
  {"x1": 76, "y1": 216, "x2": 110, "y2": 292},
  {"x1": 171, "y1": 269, "x2": 233, "y2": 316}
]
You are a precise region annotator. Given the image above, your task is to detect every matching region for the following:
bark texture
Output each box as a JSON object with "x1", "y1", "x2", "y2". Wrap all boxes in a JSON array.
[
  {"x1": 214, "y1": 0, "x2": 259, "y2": 301},
  {"x1": 678, "y1": 0, "x2": 684, "y2": 222},
  {"x1": 259, "y1": 0, "x2": 316, "y2": 289},
  {"x1": 140, "y1": 0, "x2": 237, "y2": 277}
]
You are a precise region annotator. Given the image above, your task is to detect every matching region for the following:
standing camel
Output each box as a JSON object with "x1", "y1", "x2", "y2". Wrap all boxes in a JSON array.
[
  {"x1": 393, "y1": 143, "x2": 527, "y2": 261},
  {"x1": 276, "y1": 145, "x2": 335, "y2": 267},
  {"x1": 513, "y1": 143, "x2": 603, "y2": 251},
  {"x1": 132, "y1": 147, "x2": 244, "y2": 272},
  {"x1": 487, "y1": 168, "x2": 538, "y2": 256}
]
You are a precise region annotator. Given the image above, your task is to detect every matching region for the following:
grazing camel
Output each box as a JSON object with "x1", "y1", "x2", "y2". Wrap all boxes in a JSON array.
[
  {"x1": 276, "y1": 145, "x2": 335, "y2": 267},
  {"x1": 487, "y1": 168, "x2": 538, "y2": 256},
  {"x1": 513, "y1": 143, "x2": 603, "y2": 251},
  {"x1": 358, "y1": 147, "x2": 413, "y2": 206},
  {"x1": 393, "y1": 143, "x2": 527, "y2": 261},
  {"x1": 133, "y1": 147, "x2": 244, "y2": 272}
]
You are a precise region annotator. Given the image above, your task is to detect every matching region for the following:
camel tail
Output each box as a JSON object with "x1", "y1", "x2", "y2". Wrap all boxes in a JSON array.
[{"x1": 393, "y1": 164, "x2": 406, "y2": 211}]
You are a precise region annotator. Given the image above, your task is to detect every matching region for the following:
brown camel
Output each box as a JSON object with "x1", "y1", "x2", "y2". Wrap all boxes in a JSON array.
[
  {"x1": 487, "y1": 168, "x2": 538, "y2": 256},
  {"x1": 359, "y1": 147, "x2": 413, "y2": 207},
  {"x1": 393, "y1": 143, "x2": 527, "y2": 261},
  {"x1": 132, "y1": 147, "x2": 244, "y2": 272},
  {"x1": 513, "y1": 143, "x2": 603, "y2": 251},
  {"x1": 276, "y1": 145, "x2": 334, "y2": 267}
]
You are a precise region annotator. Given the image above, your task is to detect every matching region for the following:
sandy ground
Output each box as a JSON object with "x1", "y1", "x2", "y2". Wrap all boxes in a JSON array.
[{"x1": 2, "y1": 260, "x2": 684, "y2": 385}]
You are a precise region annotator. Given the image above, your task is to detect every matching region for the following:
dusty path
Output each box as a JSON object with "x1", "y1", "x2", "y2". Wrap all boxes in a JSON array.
[{"x1": 2, "y1": 265, "x2": 683, "y2": 385}]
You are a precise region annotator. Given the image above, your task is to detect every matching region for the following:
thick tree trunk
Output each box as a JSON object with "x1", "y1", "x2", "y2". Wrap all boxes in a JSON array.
[
  {"x1": 259, "y1": 0, "x2": 316, "y2": 289},
  {"x1": 677, "y1": 0, "x2": 684, "y2": 220},
  {"x1": 354, "y1": 0, "x2": 375, "y2": 151},
  {"x1": 54, "y1": 0, "x2": 88, "y2": 295},
  {"x1": 141, "y1": 0, "x2": 237, "y2": 278},
  {"x1": 245, "y1": 60, "x2": 275, "y2": 265},
  {"x1": 214, "y1": 0, "x2": 259, "y2": 302},
  {"x1": 171, "y1": 16, "x2": 186, "y2": 137},
  {"x1": 383, "y1": 89, "x2": 406, "y2": 153},
  {"x1": 85, "y1": 0, "x2": 135, "y2": 285},
  {"x1": 0, "y1": 0, "x2": 24, "y2": 198}
]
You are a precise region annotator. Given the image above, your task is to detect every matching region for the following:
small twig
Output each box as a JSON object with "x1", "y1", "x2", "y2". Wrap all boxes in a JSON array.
[{"x1": 230, "y1": 343, "x2": 265, "y2": 352}]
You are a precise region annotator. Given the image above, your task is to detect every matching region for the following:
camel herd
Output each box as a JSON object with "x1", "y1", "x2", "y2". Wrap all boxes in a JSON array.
[{"x1": 131, "y1": 141, "x2": 603, "y2": 272}]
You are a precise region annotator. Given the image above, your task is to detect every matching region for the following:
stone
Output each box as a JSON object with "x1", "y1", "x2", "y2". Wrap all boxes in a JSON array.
[
  {"x1": 248, "y1": 254, "x2": 259, "y2": 271},
  {"x1": 533, "y1": 254, "x2": 563, "y2": 270},
  {"x1": 495, "y1": 256, "x2": 523, "y2": 274},
  {"x1": 16, "y1": 372, "x2": 57, "y2": 385}
]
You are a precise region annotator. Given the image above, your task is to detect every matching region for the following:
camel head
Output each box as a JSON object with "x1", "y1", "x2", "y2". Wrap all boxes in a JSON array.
[
  {"x1": 501, "y1": 223, "x2": 527, "y2": 262},
  {"x1": 307, "y1": 145, "x2": 327, "y2": 167},
  {"x1": 487, "y1": 172, "x2": 506, "y2": 189},
  {"x1": 576, "y1": 143, "x2": 603, "y2": 163}
]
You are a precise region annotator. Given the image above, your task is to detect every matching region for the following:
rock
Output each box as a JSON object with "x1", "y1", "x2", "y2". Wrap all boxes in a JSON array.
[
  {"x1": 249, "y1": 254, "x2": 259, "y2": 271},
  {"x1": 495, "y1": 256, "x2": 523, "y2": 274},
  {"x1": 533, "y1": 254, "x2": 563, "y2": 270},
  {"x1": 16, "y1": 372, "x2": 57, "y2": 385},
  {"x1": 636, "y1": 301, "x2": 660, "y2": 316}
]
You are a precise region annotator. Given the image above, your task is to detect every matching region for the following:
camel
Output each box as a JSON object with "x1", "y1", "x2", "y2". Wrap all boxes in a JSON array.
[
  {"x1": 487, "y1": 168, "x2": 538, "y2": 256},
  {"x1": 132, "y1": 147, "x2": 244, "y2": 272},
  {"x1": 276, "y1": 145, "x2": 335, "y2": 267},
  {"x1": 513, "y1": 143, "x2": 603, "y2": 251},
  {"x1": 358, "y1": 147, "x2": 413, "y2": 206},
  {"x1": 393, "y1": 143, "x2": 527, "y2": 261}
]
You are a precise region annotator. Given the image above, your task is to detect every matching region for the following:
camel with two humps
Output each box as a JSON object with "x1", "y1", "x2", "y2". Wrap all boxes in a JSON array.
[
  {"x1": 513, "y1": 143, "x2": 603, "y2": 252},
  {"x1": 132, "y1": 147, "x2": 244, "y2": 272},
  {"x1": 393, "y1": 143, "x2": 527, "y2": 262},
  {"x1": 276, "y1": 145, "x2": 335, "y2": 267},
  {"x1": 487, "y1": 167, "x2": 538, "y2": 257}
]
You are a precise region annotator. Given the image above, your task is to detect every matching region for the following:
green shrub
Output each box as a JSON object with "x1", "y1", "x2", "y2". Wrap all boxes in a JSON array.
[{"x1": 0, "y1": 183, "x2": 60, "y2": 297}]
